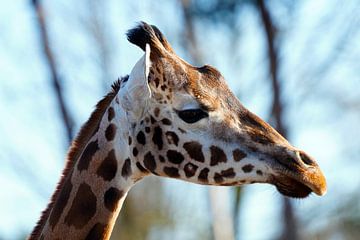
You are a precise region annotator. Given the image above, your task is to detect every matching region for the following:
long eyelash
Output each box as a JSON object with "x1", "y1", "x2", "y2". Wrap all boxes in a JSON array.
[{"x1": 199, "y1": 104, "x2": 213, "y2": 112}]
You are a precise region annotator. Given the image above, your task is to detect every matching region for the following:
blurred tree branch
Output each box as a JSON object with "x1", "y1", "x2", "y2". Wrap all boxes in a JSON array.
[
  {"x1": 296, "y1": 3, "x2": 360, "y2": 102},
  {"x1": 31, "y1": 0, "x2": 74, "y2": 144},
  {"x1": 256, "y1": 1, "x2": 299, "y2": 240}
]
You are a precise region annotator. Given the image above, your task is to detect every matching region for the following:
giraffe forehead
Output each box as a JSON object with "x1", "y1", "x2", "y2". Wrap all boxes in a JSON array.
[
  {"x1": 149, "y1": 53, "x2": 239, "y2": 113},
  {"x1": 187, "y1": 72, "x2": 238, "y2": 112}
]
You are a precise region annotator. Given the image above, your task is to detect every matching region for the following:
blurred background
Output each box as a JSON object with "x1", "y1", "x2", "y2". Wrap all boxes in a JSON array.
[{"x1": 0, "y1": 0, "x2": 359, "y2": 239}]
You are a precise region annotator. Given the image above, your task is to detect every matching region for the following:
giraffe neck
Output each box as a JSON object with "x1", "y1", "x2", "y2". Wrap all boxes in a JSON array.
[{"x1": 32, "y1": 90, "x2": 144, "y2": 240}]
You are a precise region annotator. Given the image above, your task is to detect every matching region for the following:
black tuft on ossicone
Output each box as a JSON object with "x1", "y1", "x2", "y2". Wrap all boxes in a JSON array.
[{"x1": 127, "y1": 22, "x2": 158, "y2": 51}]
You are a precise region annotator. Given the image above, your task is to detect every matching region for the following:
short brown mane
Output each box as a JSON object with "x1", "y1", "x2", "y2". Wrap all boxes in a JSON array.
[{"x1": 29, "y1": 77, "x2": 125, "y2": 239}]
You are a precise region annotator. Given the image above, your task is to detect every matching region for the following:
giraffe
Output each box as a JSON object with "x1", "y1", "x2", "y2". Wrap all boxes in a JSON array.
[{"x1": 29, "y1": 22, "x2": 326, "y2": 240}]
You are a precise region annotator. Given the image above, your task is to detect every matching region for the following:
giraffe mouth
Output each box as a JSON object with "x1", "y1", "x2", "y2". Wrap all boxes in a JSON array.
[
  {"x1": 271, "y1": 167, "x2": 327, "y2": 198},
  {"x1": 273, "y1": 176, "x2": 313, "y2": 198}
]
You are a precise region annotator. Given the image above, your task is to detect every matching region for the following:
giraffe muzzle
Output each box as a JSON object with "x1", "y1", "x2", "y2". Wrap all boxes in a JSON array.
[{"x1": 271, "y1": 150, "x2": 327, "y2": 198}]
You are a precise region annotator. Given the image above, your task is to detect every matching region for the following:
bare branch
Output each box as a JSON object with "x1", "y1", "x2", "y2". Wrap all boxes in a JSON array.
[
  {"x1": 31, "y1": 0, "x2": 74, "y2": 144},
  {"x1": 256, "y1": 1, "x2": 299, "y2": 239}
]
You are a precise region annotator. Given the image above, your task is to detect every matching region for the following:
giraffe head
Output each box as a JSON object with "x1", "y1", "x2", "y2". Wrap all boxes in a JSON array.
[{"x1": 120, "y1": 22, "x2": 326, "y2": 198}]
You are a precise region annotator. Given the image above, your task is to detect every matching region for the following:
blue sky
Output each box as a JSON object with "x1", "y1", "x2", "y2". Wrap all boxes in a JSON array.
[{"x1": 0, "y1": 0, "x2": 359, "y2": 239}]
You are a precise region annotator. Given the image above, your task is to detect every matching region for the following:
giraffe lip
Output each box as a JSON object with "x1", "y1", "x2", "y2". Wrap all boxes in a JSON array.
[
  {"x1": 273, "y1": 175, "x2": 312, "y2": 198},
  {"x1": 272, "y1": 166, "x2": 327, "y2": 198},
  {"x1": 299, "y1": 167, "x2": 327, "y2": 196}
]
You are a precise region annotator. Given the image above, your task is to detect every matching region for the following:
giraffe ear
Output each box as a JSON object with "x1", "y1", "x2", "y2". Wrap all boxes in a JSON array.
[{"x1": 119, "y1": 44, "x2": 151, "y2": 121}]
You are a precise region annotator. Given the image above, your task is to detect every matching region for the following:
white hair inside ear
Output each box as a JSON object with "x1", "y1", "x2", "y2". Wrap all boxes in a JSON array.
[{"x1": 119, "y1": 43, "x2": 152, "y2": 121}]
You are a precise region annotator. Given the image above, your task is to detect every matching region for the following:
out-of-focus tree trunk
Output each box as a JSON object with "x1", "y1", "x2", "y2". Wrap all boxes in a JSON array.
[
  {"x1": 31, "y1": 0, "x2": 74, "y2": 144},
  {"x1": 180, "y1": 1, "x2": 235, "y2": 240},
  {"x1": 256, "y1": 1, "x2": 299, "y2": 240}
]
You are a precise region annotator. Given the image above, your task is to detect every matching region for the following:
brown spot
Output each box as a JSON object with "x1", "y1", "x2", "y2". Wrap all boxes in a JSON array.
[
  {"x1": 233, "y1": 149, "x2": 247, "y2": 162},
  {"x1": 132, "y1": 147, "x2": 138, "y2": 157},
  {"x1": 121, "y1": 158, "x2": 132, "y2": 179},
  {"x1": 136, "y1": 162, "x2": 148, "y2": 173},
  {"x1": 167, "y1": 150, "x2": 184, "y2": 164},
  {"x1": 256, "y1": 170, "x2": 263, "y2": 176},
  {"x1": 152, "y1": 126, "x2": 163, "y2": 150},
  {"x1": 144, "y1": 152, "x2": 156, "y2": 172},
  {"x1": 128, "y1": 136, "x2": 132, "y2": 145},
  {"x1": 105, "y1": 124, "x2": 117, "y2": 141},
  {"x1": 49, "y1": 174, "x2": 73, "y2": 229},
  {"x1": 64, "y1": 183, "x2": 96, "y2": 229},
  {"x1": 136, "y1": 131, "x2": 146, "y2": 145},
  {"x1": 242, "y1": 164, "x2": 254, "y2": 173},
  {"x1": 78, "y1": 140, "x2": 99, "y2": 171},
  {"x1": 161, "y1": 118, "x2": 172, "y2": 125},
  {"x1": 198, "y1": 168, "x2": 209, "y2": 182},
  {"x1": 165, "y1": 131, "x2": 179, "y2": 146},
  {"x1": 96, "y1": 149, "x2": 117, "y2": 181},
  {"x1": 154, "y1": 77, "x2": 160, "y2": 88},
  {"x1": 159, "y1": 155, "x2": 165, "y2": 162},
  {"x1": 161, "y1": 84, "x2": 167, "y2": 91},
  {"x1": 221, "y1": 168, "x2": 236, "y2": 178},
  {"x1": 184, "y1": 162, "x2": 198, "y2": 178},
  {"x1": 150, "y1": 116, "x2": 156, "y2": 124},
  {"x1": 163, "y1": 167, "x2": 180, "y2": 177},
  {"x1": 210, "y1": 146, "x2": 227, "y2": 166},
  {"x1": 104, "y1": 187, "x2": 123, "y2": 212},
  {"x1": 85, "y1": 223, "x2": 107, "y2": 240},
  {"x1": 145, "y1": 127, "x2": 151, "y2": 133},
  {"x1": 108, "y1": 107, "x2": 115, "y2": 121},
  {"x1": 154, "y1": 107, "x2": 160, "y2": 117},
  {"x1": 214, "y1": 173, "x2": 224, "y2": 183},
  {"x1": 183, "y1": 141, "x2": 204, "y2": 162}
]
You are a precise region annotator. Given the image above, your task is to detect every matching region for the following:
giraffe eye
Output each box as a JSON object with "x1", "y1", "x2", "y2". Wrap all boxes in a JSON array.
[{"x1": 177, "y1": 109, "x2": 209, "y2": 124}]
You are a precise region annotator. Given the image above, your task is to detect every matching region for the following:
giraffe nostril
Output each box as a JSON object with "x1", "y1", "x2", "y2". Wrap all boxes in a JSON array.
[{"x1": 298, "y1": 151, "x2": 316, "y2": 166}]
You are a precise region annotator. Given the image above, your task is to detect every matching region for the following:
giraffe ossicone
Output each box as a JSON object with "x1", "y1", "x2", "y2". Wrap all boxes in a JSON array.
[{"x1": 29, "y1": 22, "x2": 326, "y2": 240}]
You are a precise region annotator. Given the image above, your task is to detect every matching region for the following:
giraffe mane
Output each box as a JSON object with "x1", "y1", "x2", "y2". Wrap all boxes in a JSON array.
[{"x1": 29, "y1": 76, "x2": 126, "y2": 239}]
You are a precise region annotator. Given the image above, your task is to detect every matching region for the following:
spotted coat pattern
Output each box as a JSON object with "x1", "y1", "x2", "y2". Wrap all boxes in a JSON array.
[{"x1": 30, "y1": 22, "x2": 326, "y2": 240}]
